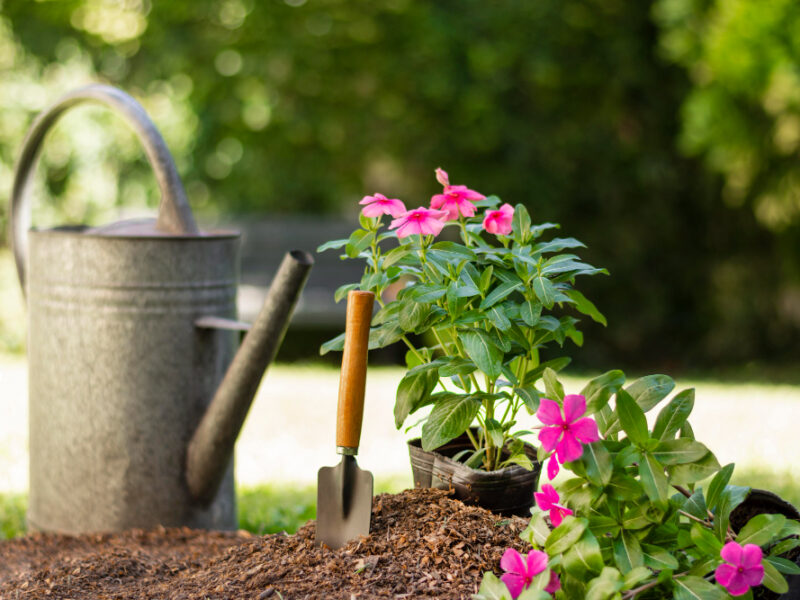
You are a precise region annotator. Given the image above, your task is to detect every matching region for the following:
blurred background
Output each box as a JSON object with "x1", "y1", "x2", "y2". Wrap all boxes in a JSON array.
[
  {"x1": 3, "y1": 0, "x2": 800, "y2": 374},
  {"x1": 2, "y1": 0, "x2": 800, "y2": 536}
]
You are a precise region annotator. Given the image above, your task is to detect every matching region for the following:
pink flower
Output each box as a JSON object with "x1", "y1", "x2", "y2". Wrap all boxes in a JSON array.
[
  {"x1": 500, "y1": 548, "x2": 549, "y2": 599},
  {"x1": 546, "y1": 455, "x2": 560, "y2": 480},
  {"x1": 537, "y1": 394, "x2": 600, "y2": 464},
  {"x1": 389, "y1": 207, "x2": 448, "y2": 238},
  {"x1": 545, "y1": 571, "x2": 561, "y2": 594},
  {"x1": 534, "y1": 484, "x2": 574, "y2": 528},
  {"x1": 430, "y1": 168, "x2": 485, "y2": 221},
  {"x1": 359, "y1": 193, "x2": 406, "y2": 218},
  {"x1": 483, "y1": 203, "x2": 514, "y2": 236},
  {"x1": 715, "y1": 542, "x2": 764, "y2": 596}
]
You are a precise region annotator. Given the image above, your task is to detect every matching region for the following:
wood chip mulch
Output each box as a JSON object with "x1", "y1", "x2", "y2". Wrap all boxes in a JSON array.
[{"x1": 0, "y1": 488, "x2": 529, "y2": 599}]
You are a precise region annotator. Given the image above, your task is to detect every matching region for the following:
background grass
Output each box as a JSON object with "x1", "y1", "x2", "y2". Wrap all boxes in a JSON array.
[{"x1": 0, "y1": 471, "x2": 795, "y2": 541}]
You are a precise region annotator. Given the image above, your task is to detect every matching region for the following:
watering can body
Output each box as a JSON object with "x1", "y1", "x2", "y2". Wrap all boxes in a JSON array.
[{"x1": 12, "y1": 85, "x2": 312, "y2": 534}]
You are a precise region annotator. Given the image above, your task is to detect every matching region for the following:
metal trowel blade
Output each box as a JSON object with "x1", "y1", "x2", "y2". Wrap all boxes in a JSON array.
[{"x1": 316, "y1": 455, "x2": 373, "y2": 549}]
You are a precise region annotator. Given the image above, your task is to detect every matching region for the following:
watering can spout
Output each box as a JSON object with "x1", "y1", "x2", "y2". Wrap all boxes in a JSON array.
[{"x1": 186, "y1": 249, "x2": 314, "y2": 506}]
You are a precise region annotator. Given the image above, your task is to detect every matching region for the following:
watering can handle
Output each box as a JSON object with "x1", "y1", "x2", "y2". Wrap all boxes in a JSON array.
[{"x1": 9, "y1": 83, "x2": 199, "y2": 294}]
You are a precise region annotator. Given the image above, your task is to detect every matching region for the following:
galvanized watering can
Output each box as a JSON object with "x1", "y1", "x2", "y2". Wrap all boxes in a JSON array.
[{"x1": 9, "y1": 84, "x2": 313, "y2": 534}]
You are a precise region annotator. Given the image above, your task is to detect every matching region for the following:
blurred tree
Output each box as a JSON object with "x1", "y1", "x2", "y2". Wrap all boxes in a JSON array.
[{"x1": 0, "y1": 0, "x2": 797, "y2": 369}]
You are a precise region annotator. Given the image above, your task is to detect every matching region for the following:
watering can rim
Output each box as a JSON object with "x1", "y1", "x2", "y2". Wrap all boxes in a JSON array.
[{"x1": 28, "y1": 224, "x2": 241, "y2": 241}]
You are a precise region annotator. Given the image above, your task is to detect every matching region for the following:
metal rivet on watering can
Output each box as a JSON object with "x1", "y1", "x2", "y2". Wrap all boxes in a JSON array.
[{"x1": 9, "y1": 84, "x2": 313, "y2": 534}]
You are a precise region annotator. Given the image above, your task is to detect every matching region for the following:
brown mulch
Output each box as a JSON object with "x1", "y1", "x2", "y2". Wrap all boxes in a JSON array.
[{"x1": 0, "y1": 489, "x2": 529, "y2": 599}]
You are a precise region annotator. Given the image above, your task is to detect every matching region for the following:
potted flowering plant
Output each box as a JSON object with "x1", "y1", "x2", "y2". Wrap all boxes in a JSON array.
[
  {"x1": 474, "y1": 369, "x2": 800, "y2": 600},
  {"x1": 319, "y1": 168, "x2": 608, "y2": 514}
]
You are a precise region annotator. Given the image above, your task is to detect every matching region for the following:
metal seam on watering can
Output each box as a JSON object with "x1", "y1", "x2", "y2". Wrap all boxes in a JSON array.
[{"x1": 12, "y1": 84, "x2": 313, "y2": 534}]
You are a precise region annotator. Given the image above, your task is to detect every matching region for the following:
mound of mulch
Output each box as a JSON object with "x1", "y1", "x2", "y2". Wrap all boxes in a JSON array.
[{"x1": 0, "y1": 489, "x2": 529, "y2": 599}]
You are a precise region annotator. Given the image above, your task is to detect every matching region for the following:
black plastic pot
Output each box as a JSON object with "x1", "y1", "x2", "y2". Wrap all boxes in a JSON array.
[
  {"x1": 730, "y1": 489, "x2": 800, "y2": 600},
  {"x1": 408, "y1": 431, "x2": 542, "y2": 517}
]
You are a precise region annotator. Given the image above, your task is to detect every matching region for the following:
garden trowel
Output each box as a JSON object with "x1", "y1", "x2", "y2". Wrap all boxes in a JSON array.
[{"x1": 315, "y1": 290, "x2": 375, "y2": 549}]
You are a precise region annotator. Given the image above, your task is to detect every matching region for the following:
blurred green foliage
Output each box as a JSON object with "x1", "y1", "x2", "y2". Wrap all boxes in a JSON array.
[{"x1": 0, "y1": 0, "x2": 798, "y2": 368}]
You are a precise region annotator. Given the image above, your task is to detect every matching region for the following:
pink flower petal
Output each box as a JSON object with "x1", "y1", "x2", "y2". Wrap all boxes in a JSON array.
[
  {"x1": 570, "y1": 417, "x2": 600, "y2": 444},
  {"x1": 538, "y1": 426, "x2": 562, "y2": 452},
  {"x1": 725, "y1": 573, "x2": 751, "y2": 596},
  {"x1": 715, "y1": 563, "x2": 737, "y2": 587},
  {"x1": 534, "y1": 491, "x2": 553, "y2": 511},
  {"x1": 435, "y1": 167, "x2": 449, "y2": 187},
  {"x1": 743, "y1": 565, "x2": 764, "y2": 588},
  {"x1": 547, "y1": 455, "x2": 560, "y2": 479},
  {"x1": 556, "y1": 431, "x2": 584, "y2": 463},
  {"x1": 536, "y1": 399, "x2": 564, "y2": 426},
  {"x1": 741, "y1": 544, "x2": 763, "y2": 569},
  {"x1": 525, "y1": 550, "x2": 548, "y2": 577},
  {"x1": 359, "y1": 193, "x2": 385, "y2": 205},
  {"x1": 483, "y1": 204, "x2": 514, "y2": 236},
  {"x1": 430, "y1": 193, "x2": 447, "y2": 210},
  {"x1": 555, "y1": 505, "x2": 573, "y2": 524},
  {"x1": 721, "y1": 542, "x2": 744, "y2": 566},
  {"x1": 545, "y1": 571, "x2": 561, "y2": 594},
  {"x1": 550, "y1": 507, "x2": 565, "y2": 527},
  {"x1": 500, "y1": 573, "x2": 525, "y2": 599},
  {"x1": 500, "y1": 548, "x2": 526, "y2": 576},
  {"x1": 562, "y1": 394, "x2": 587, "y2": 424},
  {"x1": 542, "y1": 484, "x2": 559, "y2": 504}
]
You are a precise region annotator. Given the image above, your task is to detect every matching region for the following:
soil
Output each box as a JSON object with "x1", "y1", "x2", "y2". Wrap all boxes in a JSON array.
[{"x1": 0, "y1": 489, "x2": 529, "y2": 599}]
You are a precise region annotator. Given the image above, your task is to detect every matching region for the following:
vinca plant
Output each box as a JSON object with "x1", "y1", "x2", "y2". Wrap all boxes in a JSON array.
[
  {"x1": 475, "y1": 369, "x2": 800, "y2": 600},
  {"x1": 319, "y1": 169, "x2": 607, "y2": 471}
]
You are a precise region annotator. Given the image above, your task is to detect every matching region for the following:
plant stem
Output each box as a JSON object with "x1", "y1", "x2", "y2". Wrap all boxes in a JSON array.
[{"x1": 621, "y1": 571, "x2": 689, "y2": 599}]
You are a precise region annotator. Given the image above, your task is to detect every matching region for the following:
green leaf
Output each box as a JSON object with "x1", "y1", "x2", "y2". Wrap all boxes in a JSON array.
[
  {"x1": 334, "y1": 283, "x2": 360, "y2": 303},
  {"x1": 613, "y1": 529, "x2": 644, "y2": 571},
  {"x1": 582, "y1": 369, "x2": 625, "y2": 416},
  {"x1": 607, "y1": 472, "x2": 642, "y2": 501},
  {"x1": 690, "y1": 523, "x2": 723, "y2": 556},
  {"x1": 368, "y1": 322, "x2": 404, "y2": 349},
  {"x1": 460, "y1": 329, "x2": 504, "y2": 379},
  {"x1": 534, "y1": 237, "x2": 587, "y2": 254},
  {"x1": 546, "y1": 516, "x2": 588, "y2": 555},
  {"x1": 652, "y1": 389, "x2": 695, "y2": 441},
  {"x1": 480, "y1": 280, "x2": 523, "y2": 310},
  {"x1": 615, "y1": 389, "x2": 649, "y2": 446},
  {"x1": 487, "y1": 304, "x2": 512, "y2": 331},
  {"x1": 542, "y1": 367, "x2": 564, "y2": 401},
  {"x1": 420, "y1": 395, "x2": 481, "y2": 451},
  {"x1": 761, "y1": 559, "x2": 789, "y2": 595},
  {"x1": 682, "y1": 489, "x2": 708, "y2": 520},
  {"x1": 652, "y1": 439, "x2": 711, "y2": 465},
  {"x1": 474, "y1": 572, "x2": 513, "y2": 600},
  {"x1": 765, "y1": 555, "x2": 800, "y2": 575},
  {"x1": 485, "y1": 418, "x2": 505, "y2": 447},
  {"x1": 714, "y1": 491, "x2": 732, "y2": 543},
  {"x1": 381, "y1": 245, "x2": 412, "y2": 268},
  {"x1": 407, "y1": 284, "x2": 447, "y2": 303},
  {"x1": 627, "y1": 374, "x2": 676, "y2": 413},
  {"x1": 564, "y1": 288, "x2": 607, "y2": 326},
  {"x1": 521, "y1": 357, "x2": 571, "y2": 386},
  {"x1": 520, "y1": 298, "x2": 542, "y2": 326},
  {"x1": 512, "y1": 203, "x2": 532, "y2": 243},
  {"x1": 430, "y1": 240, "x2": 476, "y2": 262},
  {"x1": 623, "y1": 566, "x2": 652, "y2": 589},
  {"x1": 319, "y1": 332, "x2": 345, "y2": 355},
  {"x1": 316, "y1": 238, "x2": 349, "y2": 253},
  {"x1": 532, "y1": 275, "x2": 556, "y2": 308},
  {"x1": 345, "y1": 229, "x2": 373, "y2": 257},
  {"x1": 438, "y1": 357, "x2": 477, "y2": 378},
  {"x1": 563, "y1": 530, "x2": 604, "y2": 579},
  {"x1": 393, "y1": 369, "x2": 438, "y2": 428},
  {"x1": 514, "y1": 386, "x2": 540, "y2": 414},
  {"x1": 641, "y1": 543, "x2": 679, "y2": 570},
  {"x1": 521, "y1": 511, "x2": 551, "y2": 548},
  {"x1": 581, "y1": 441, "x2": 613, "y2": 487},
  {"x1": 398, "y1": 301, "x2": 429, "y2": 332},
  {"x1": 668, "y1": 452, "x2": 721, "y2": 486},
  {"x1": 639, "y1": 452, "x2": 669, "y2": 505},
  {"x1": 673, "y1": 575, "x2": 729, "y2": 600},
  {"x1": 736, "y1": 513, "x2": 786, "y2": 547},
  {"x1": 585, "y1": 567, "x2": 624, "y2": 600},
  {"x1": 705, "y1": 463, "x2": 734, "y2": 512}
]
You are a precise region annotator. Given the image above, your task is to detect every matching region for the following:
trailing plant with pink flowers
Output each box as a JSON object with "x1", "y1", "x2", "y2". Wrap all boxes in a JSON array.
[
  {"x1": 475, "y1": 372, "x2": 800, "y2": 599},
  {"x1": 319, "y1": 168, "x2": 608, "y2": 471}
]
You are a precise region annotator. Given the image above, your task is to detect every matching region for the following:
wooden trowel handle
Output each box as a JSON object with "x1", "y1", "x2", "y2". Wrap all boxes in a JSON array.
[{"x1": 336, "y1": 290, "x2": 374, "y2": 451}]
